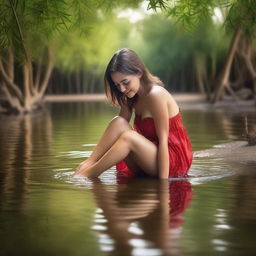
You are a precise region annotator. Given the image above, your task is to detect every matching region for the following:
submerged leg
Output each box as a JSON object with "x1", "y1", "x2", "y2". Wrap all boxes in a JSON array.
[
  {"x1": 80, "y1": 130, "x2": 158, "y2": 178},
  {"x1": 75, "y1": 116, "x2": 131, "y2": 174}
]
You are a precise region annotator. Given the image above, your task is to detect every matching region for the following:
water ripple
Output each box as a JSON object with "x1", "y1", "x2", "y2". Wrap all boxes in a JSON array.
[{"x1": 53, "y1": 148, "x2": 241, "y2": 187}]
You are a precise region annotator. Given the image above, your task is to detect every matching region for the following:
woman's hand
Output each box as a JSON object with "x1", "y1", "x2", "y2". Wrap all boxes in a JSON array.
[{"x1": 75, "y1": 159, "x2": 95, "y2": 175}]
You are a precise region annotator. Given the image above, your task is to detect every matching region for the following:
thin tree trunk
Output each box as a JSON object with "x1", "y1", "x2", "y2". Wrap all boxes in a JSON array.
[
  {"x1": 212, "y1": 27, "x2": 242, "y2": 103},
  {"x1": 28, "y1": 62, "x2": 35, "y2": 96},
  {"x1": 244, "y1": 58, "x2": 256, "y2": 103},
  {"x1": 35, "y1": 56, "x2": 42, "y2": 91},
  {"x1": 210, "y1": 53, "x2": 216, "y2": 81},
  {"x1": 195, "y1": 56, "x2": 206, "y2": 94},
  {"x1": 75, "y1": 69, "x2": 80, "y2": 93},
  {"x1": 39, "y1": 48, "x2": 53, "y2": 98},
  {"x1": 23, "y1": 62, "x2": 31, "y2": 111},
  {"x1": 84, "y1": 69, "x2": 89, "y2": 93},
  {"x1": 181, "y1": 69, "x2": 185, "y2": 92},
  {"x1": 60, "y1": 70, "x2": 64, "y2": 94},
  {"x1": 7, "y1": 50, "x2": 14, "y2": 80},
  {"x1": 90, "y1": 73, "x2": 96, "y2": 93},
  {"x1": 0, "y1": 58, "x2": 23, "y2": 103},
  {"x1": 239, "y1": 39, "x2": 256, "y2": 102},
  {"x1": 67, "y1": 72, "x2": 72, "y2": 94},
  {"x1": 1, "y1": 82, "x2": 23, "y2": 112}
]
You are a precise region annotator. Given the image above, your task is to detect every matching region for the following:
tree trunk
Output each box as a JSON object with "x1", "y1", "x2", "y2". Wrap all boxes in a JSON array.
[
  {"x1": 0, "y1": 47, "x2": 53, "y2": 114},
  {"x1": 40, "y1": 54, "x2": 53, "y2": 95},
  {"x1": 237, "y1": 39, "x2": 256, "y2": 103},
  {"x1": 6, "y1": 50, "x2": 14, "y2": 80},
  {"x1": 35, "y1": 56, "x2": 42, "y2": 91},
  {"x1": 0, "y1": 57, "x2": 23, "y2": 103},
  {"x1": 75, "y1": 69, "x2": 80, "y2": 93},
  {"x1": 1, "y1": 82, "x2": 23, "y2": 112},
  {"x1": 243, "y1": 49, "x2": 256, "y2": 103},
  {"x1": 195, "y1": 56, "x2": 206, "y2": 94},
  {"x1": 67, "y1": 73, "x2": 72, "y2": 94},
  {"x1": 83, "y1": 69, "x2": 89, "y2": 93},
  {"x1": 23, "y1": 62, "x2": 32, "y2": 111},
  {"x1": 211, "y1": 28, "x2": 242, "y2": 103}
]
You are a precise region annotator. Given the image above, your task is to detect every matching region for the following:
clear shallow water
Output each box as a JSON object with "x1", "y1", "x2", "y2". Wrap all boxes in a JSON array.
[{"x1": 0, "y1": 102, "x2": 256, "y2": 256}]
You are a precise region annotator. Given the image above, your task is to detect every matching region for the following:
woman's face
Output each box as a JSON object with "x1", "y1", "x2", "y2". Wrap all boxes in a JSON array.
[{"x1": 111, "y1": 72, "x2": 141, "y2": 98}]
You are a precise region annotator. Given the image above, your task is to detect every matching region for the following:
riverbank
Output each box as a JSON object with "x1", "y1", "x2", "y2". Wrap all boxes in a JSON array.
[
  {"x1": 45, "y1": 93, "x2": 206, "y2": 103},
  {"x1": 194, "y1": 141, "x2": 256, "y2": 164},
  {"x1": 45, "y1": 93, "x2": 255, "y2": 111},
  {"x1": 45, "y1": 94, "x2": 107, "y2": 102}
]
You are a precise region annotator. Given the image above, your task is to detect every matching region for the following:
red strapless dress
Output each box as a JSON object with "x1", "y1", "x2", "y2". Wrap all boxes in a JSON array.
[{"x1": 116, "y1": 112, "x2": 192, "y2": 179}]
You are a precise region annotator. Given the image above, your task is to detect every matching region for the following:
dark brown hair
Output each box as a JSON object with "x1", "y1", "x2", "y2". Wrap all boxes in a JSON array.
[{"x1": 104, "y1": 48, "x2": 163, "y2": 109}]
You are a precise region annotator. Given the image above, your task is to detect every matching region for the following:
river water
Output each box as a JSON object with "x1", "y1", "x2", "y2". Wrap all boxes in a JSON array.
[{"x1": 0, "y1": 101, "x2": 256, "y2": 256}]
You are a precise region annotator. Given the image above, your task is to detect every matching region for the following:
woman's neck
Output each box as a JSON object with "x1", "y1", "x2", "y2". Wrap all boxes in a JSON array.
[{"x1": 137, "y1": 82, "x2": 152, "y2": 98}]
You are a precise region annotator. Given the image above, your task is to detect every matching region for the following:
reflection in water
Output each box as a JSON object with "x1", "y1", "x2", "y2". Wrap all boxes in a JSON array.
[
  {"x1": 91, "y1": 179, "x2": 193, "y2": 256},
  {"x1": 185, "y1": 109, "x2": 256, "y2": 151},
  {"x1": 0, "y1": 108, "x2": 52, "y2": 212},
  {"x1": 0, "y1": 102, "x2": 256, "y2": 255}
]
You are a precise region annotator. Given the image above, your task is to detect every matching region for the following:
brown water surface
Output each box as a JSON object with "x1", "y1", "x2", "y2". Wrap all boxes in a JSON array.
[{"x1": 0, "y1": 102, "x2": 256, "y2": 256}]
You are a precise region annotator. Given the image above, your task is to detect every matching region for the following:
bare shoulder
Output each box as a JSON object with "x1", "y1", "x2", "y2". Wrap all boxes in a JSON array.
[
  {"x1": 146, "y1": 85, "x2": 179, "y2": 115},
  {"x1": 146, "y1": 85, "x2": 168, "y2": 100},
  {"x1": 146, "y1": 85, "x2": 174, "y2": 103}
]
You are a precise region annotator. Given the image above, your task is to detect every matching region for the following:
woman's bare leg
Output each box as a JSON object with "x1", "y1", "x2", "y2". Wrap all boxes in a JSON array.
[
  {"x1": 75, "y1": 116, "x2": 132, "y2": 174},
  {"x1": 79, "y1": 130, "x2": 158, "y2": 178}
]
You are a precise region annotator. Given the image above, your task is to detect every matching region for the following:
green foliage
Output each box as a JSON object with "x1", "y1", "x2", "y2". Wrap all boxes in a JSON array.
[
  {"x1": 132, "y1": 13, "x2": 229, "y2": 89},
  {"x1": 225, "y1": 0, "x2": 256, "y2": 37},
  {"x1": 53, "y1": 14, "x2": 130, "y2": 73},
  {"x1": 167, "y1": 0, "x2": 215, "y2": 31},
  {"x1": 0, "y1": 0, "x2": 143, "y2": 62},
  {"x1": 0, "y1": 0, "x2": 72, "y2": 59},
  {"x1": 146, "y1": 0, "x2": 168, "y2": 10},
  {"x1": 1, "y1": 0, "x2": 255, "y2": 63},
  {"x1": 159, "y1": 0, "x2": 256, "y2": 36}
]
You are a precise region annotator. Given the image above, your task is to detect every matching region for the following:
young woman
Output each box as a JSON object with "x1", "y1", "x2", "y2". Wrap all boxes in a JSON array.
[{"x1": 75, "y1": 48, "x2": 192, "y2": 179}]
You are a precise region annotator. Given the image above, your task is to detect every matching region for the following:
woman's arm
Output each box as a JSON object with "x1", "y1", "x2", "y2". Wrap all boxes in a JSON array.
[
  {"x1": 118, "y1": 103, "x2": 132, "y2": 122},
  {"x1": 147, "y1": 90, "x2": 170, "y2": 179}
]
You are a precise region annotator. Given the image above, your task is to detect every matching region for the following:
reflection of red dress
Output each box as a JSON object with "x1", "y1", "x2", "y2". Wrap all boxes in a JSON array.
[
  {"x1": 116, "y1": 112, "x2": 192, "y2": 179},
  {"x1": 169, "y1": 179, "x2": 193, "y2": 228}
]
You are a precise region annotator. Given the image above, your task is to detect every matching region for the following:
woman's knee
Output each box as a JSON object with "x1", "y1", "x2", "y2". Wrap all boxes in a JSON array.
[
  {"x1": 119, "y1": 130, "x2": 137, "y2": 144},
  {"x1": 110, "y1": 116, "x2": 130, "y2": 129}
]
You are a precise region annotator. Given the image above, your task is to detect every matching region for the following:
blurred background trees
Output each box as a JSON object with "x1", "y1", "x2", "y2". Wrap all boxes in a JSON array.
[
  {"x1": 0, "y1": 0, "x2": 256, "y2": 114},
  {"x1": 0, "y1": 0, "x2": 141, "y2": 113}
]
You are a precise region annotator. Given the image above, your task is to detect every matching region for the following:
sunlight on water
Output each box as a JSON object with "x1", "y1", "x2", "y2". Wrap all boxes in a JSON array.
[
  {"x1": 129, "y1": 238, "x2": 154, "y2": 247},
  {"x1": 128, "y1": 222, "x2": 144, "y2": 235},
  {"x1": 132, "y1": 248, "x2": 163, "y2": 256},
  {"x1": 63, "y1": 150, "x2": 92, "y2": 158}
]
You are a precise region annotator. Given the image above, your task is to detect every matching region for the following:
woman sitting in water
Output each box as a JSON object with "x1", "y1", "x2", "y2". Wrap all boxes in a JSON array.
[{"x1": 75, "y1": 48, "x2": 192, "y2": 179}]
